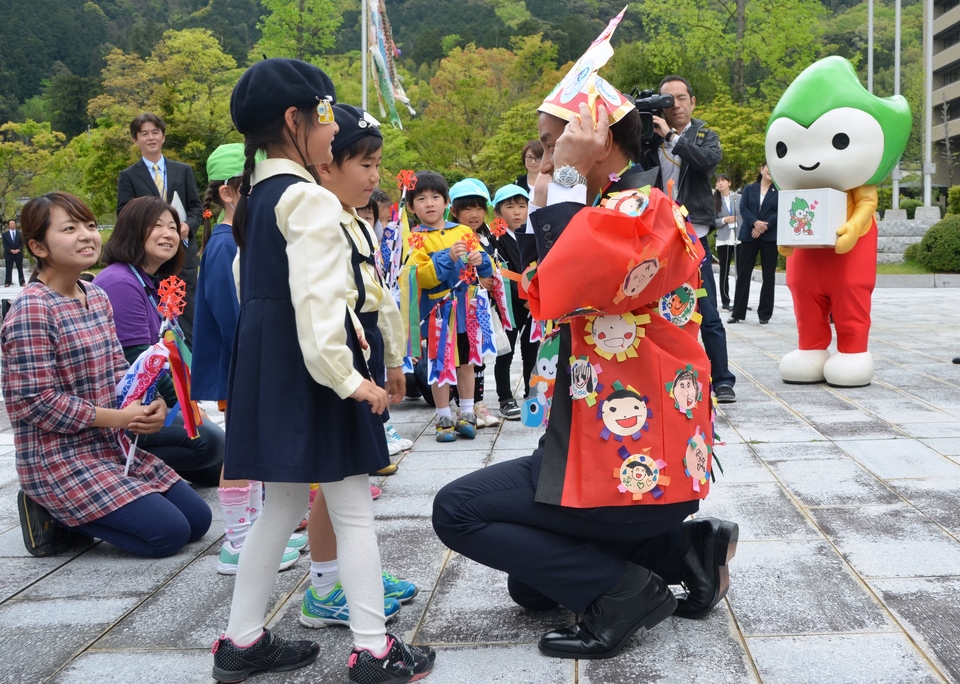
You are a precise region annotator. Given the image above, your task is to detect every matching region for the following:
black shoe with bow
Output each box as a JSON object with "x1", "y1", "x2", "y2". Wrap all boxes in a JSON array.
[
  {"x1": 538, "y1": 563, "x2": 676, "y2": 659},
  {"x1": 674, "y1": 517, "x2": 739, "y2": 619}
]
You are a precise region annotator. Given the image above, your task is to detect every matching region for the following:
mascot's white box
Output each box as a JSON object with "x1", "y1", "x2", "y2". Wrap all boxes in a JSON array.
[{"x1": 777, "y1": 188, "x2": 847, "y2": 248}]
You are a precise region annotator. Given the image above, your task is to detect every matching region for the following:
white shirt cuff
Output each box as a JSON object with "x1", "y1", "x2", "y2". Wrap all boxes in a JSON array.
[{"x1": 547, "y1": 182, "x2": 587, "y2": 206}]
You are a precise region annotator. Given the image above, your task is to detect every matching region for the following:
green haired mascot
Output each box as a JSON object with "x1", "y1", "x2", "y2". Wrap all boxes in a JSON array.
[{"x1": 766, "y1": 57, "x2": 911, "y2": 386}]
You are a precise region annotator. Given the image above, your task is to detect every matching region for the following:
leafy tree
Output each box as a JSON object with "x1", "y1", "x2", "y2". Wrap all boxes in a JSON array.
[
  {"x1": 256, "y1": 0, "x2": 343, "y2": 60},
  {"x1": 473, "y1": 101, "x2": 540, "y2": 189},
  {"x1": 0, "y1": 121, "x2": 66, "y2": 218},
  {"x1": 694, "y1": 94, "x2": 773, "y2": 188}
]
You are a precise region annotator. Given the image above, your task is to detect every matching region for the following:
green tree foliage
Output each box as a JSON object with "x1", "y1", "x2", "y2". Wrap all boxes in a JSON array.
[
  {"x1": 694, "y1": 95, "x2": 774, "y2": 188},
  {"x1": 257, "y1": 0, "x2": 343, "y2": 61},
  {"x1": 0, "y1": 121, "x2": 66, "y2": 218}
]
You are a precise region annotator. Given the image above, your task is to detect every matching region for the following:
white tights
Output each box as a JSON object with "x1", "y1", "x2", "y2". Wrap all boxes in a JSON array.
[{"x1": 224, "y1": 476, "x2": 387, "y2": 653}]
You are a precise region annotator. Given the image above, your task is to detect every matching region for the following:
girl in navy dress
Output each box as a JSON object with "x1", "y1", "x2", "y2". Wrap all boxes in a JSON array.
[{"x1": 211, "y1": 58, "x2": 434, "y2": 683}]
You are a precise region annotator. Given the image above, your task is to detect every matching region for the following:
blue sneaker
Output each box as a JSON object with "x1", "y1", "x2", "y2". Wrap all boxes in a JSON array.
[
  {"x1": 455, "y1": 412, "x2": 477, "y2": 439},
  {"x1": 382, "y1": 571, "x2": 419, "y2": 604},
  {"x1": 286, "y1": 531, "x2": 308, "y2": 553},
  {"x1": 435, "y1": 415, "x2": 456, "y2": 443},
  {"x1": 299, "y1": 583, "x2": 401, "y2": 628}
]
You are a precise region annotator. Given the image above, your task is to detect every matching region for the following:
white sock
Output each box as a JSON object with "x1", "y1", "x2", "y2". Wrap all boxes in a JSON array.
[
  {"x1": 436, "y1": 406, "x2": 452, "y2": 420},
  {"x1": 310, "y1": 559, "x2": 340, "y2": 595},
  {"x1": 219, "y1": 486, "x2": 251, "y2": 547},
  {"x1": 248, "y1": 481, "x2": 263, "y2": 525},
  {"x1": 460, "y1": 398, "x2": 474, "y2": 414}
]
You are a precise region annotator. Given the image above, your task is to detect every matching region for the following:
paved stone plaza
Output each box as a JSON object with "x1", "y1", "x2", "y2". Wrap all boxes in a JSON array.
[{"x1": 2, "y1": 280, "x2": 960, "y2": 683}]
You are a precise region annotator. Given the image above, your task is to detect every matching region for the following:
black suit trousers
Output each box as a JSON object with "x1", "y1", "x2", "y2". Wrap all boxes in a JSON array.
[
  {"x1": 432, "y1": 452, "x2": 696, "y2": 613},
  {"x1": 732, "y1": 240, "x2": 778, "y2": 322},
  {"x1": 4, "y1": 252, "x2": 24, "y2": 285}
]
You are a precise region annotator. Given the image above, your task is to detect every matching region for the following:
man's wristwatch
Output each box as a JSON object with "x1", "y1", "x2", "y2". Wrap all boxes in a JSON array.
[
  {"x1": 553, "y1": 165, "x2": 587, "y2": 188},
  {"x1": 665, "y1": 129, "x2": 678, "y2": 142}
]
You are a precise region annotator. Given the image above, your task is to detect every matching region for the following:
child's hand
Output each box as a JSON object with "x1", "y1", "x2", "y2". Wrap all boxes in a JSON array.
[
  {"x1": 350, "y1": 379, "x2": 389, "y2": 414},
  {"x1": 127, "y1": 398, "x2": 167, "y2": 435},
  {"x1": 466, "y1": 250, "x2": 483, "y2": 267},
  {"x1": 449, "y1": 241, "x2": 468, "y2": 261},
  {"x1": 386, "y1": 367, "x2": 405, "y2": 404},
  {"x1": 479, "y1": 276, "x2": 496, "y2": 291}
]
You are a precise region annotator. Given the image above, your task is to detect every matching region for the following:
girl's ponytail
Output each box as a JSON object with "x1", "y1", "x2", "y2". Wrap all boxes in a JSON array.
[
  {"x1": 232, "y1": 145, "x2": 258, "y2": 251},
  {"x1": 201, "y1": 184, "x2": 218, "y2": 251}
]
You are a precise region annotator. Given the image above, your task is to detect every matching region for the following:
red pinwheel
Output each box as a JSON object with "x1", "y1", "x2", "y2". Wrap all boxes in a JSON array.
[
  {"x1": 397, "y1": 170, "x2": 418, "y2": 192},
  {"x1": 462, "y1": 231, "x2": 480, "y2": 253},
  {"x1": 408, "y1": 231, "x2": 426, "y2": 251},
  {"x1": 157, "y1": 276, "x2": 186, "y2": 320},
  {"x1": 459, "y1": 265, "x2": 477, "y2": 283},
  {"x1": 490, "y1": 218, "x2": 508, "y2": 237}
]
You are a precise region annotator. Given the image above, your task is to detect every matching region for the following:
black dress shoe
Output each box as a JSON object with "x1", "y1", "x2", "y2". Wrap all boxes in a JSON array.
[
  {"x1": 538, "y1": 563, "x2": 676, "y2": 659},
  {"x1": 726, "y1": 317, "x2": 740, "y2": 324},
  {"x1": 674, "y1": 518, "x2": 739, "y2": 619}
]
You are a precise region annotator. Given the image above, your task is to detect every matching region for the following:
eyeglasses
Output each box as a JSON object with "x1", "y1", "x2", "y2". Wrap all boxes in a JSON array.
[
  {"x1": 316, "y1": 97, "x2": 335, "y2": 124},
  {"x1": 525, "y1": 155, "x2": 542, "y2": 163}
]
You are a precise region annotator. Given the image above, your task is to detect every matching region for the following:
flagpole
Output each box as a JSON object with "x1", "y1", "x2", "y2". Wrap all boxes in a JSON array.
[{"x1": 361, "y1": 0, "x2": 369, "y2": 111}]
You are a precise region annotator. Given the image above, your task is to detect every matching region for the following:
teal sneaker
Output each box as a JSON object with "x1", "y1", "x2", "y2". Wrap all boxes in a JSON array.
[
  {"x1": 455, "y1": 412, "x2": 477, "y2": 439},
  {"x1": 216, "y1": 540, "x2": 300, "y2": 576},
  {"x1": 286, "y1": 531, "x2": 308, "y2": 553},
  {"x1": 382, "y1": 571, "x2": 419, "y2": 604},
  {"x1": 299, "y1": 583, "x2": 401, "y2": 628}
]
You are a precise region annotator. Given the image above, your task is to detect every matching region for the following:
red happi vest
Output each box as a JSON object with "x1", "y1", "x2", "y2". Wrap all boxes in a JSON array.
[{"x1": 527, "y1": 189, "x2": 714, "y2": 508}]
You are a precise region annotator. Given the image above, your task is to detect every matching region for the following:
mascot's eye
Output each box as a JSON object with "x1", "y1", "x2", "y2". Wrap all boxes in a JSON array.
[
  {"x1": 776, "y1": 141, "x2": 787, "y2": 159},
  {"x1": 832, "y1": 133, "x2": 850, "y2": 150}
]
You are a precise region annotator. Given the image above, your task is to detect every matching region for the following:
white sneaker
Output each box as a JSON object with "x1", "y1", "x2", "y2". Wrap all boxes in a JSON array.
[
  {"x1": 385, "y1": 424, "x2": 413, "y2": 451},
  {"x1": 475, "y1": 402, "x2": 500, "y2": 427}
]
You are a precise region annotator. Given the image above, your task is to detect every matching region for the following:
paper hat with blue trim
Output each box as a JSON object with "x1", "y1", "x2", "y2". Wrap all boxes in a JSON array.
[{"x1": 538, "y1": 6, "x2": 635, "y2": 125}]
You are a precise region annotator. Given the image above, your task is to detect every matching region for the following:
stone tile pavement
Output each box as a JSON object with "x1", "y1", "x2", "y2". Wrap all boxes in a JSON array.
[{"x1": 2, "y1": 280, "x2": 960, "y2": 682}]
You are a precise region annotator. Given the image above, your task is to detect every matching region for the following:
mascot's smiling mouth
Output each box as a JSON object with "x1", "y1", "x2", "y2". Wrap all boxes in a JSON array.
[{"x1": 799, "y1": 162, "x2": 821, "y2": 171}]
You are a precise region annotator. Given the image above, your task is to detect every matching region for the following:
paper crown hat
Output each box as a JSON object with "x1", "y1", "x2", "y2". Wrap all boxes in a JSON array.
[{"x1": 538, "y1": 6, "x2": 635, "y2": 124}]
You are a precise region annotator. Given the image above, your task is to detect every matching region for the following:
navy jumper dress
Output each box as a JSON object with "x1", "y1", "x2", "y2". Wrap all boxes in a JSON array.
[{"x1": 223, "y1": 174, "x2": 390, "y2": 482}]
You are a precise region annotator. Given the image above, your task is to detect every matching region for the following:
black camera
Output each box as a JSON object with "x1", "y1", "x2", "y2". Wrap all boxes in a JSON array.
[{"x1": 628, "y1": 88, "x2": 674, "y2": 140}]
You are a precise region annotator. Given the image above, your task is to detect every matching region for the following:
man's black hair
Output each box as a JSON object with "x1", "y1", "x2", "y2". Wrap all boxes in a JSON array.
[
  {"x1": 610, "y1": 108, "x2": 645, "y2": 164},
  {"x1": 410, "y1": 171, "x2": 449, "y2": 203},
  {"x1": 332, "y1": 135, "x2": 383, "y2": 166},
  {"x1": 659, "y1": 75, "x2": 693, "y2": 98}
]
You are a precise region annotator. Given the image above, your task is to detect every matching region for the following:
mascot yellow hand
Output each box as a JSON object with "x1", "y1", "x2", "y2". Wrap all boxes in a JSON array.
[
  {"x1": 778, "y1": 245, "x2": 795, "y2": 257},
  {"x1": 835, "y1": 185, "x2": 879, "y2": 255}
]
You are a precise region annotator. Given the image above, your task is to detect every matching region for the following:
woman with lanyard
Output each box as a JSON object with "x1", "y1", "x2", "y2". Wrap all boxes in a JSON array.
[{"x1": 94, "y1": 196, "x2": 225, "y2": 486}]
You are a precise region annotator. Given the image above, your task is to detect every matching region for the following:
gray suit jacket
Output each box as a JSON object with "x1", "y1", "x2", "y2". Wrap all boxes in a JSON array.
[{"x1": 715, "y1": 191, "x2": 741, "y2": 244}]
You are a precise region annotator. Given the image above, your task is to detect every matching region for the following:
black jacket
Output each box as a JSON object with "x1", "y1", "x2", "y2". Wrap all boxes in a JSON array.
[
  {"x1": 738, "y1": 181, "x2": 779, "y2": 243},
  {"x1": 642, "y1": 118, "x2": 721, "y2": 229},
  {"x1": 3, "y1": 229, "x2": 23, "y2": 256},
  {"x1": 117, "y1": 158, "x2": 203, "y2": 262}
]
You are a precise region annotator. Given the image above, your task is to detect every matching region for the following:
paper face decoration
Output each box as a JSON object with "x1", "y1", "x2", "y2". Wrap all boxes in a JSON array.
[
  {"x1": 584, "y1": 313, "x2": 647, "y2": 361},
  {"x1": 601, "y1": 189, "x2": 649, "y2": 217},
  {"x1": 570, "y1": 356, "x2": 603, "y2": 405},
  {"x1": 614, "y1": 447, "x2": 670, "y2": 501},
  {"x1": 658, "y1": 285, "x2": 697, "y2": 327},
  {"x1": 599, "y1": 383, "x2": 651, "y2": 442},
  {"x1": 537, "y1": 6, "x2": 635, "y2": 124},
  {"x1": 683, "y1": 426, "x2": 713, "y2": 492},
  {"x1": 665, "y1": 366, "x2": 702, "y2": 419}
]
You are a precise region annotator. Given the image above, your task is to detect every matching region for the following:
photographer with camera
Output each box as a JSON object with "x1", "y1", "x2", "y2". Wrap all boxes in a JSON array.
[{"x1": 642, "y1": 75, "x2": 737, "y2": 403}]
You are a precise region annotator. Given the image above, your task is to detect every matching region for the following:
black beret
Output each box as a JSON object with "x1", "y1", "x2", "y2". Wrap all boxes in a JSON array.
[
  {"x1": 230, "y1": 58, "x2": 336, "y2": 134},
  {"x1": 331, "y1": 104, "x2": 383, "y2": 156}
]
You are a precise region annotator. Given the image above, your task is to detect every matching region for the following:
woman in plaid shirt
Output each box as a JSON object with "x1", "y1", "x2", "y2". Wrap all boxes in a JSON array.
[{"x1": 1, "y1": 192, "x2": 211, "y2": 557}]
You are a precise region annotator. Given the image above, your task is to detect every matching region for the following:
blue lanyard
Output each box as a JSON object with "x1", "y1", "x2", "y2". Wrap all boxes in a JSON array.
[{"x1": 127, "y1": 264, "x2": 162, "y2": 322}]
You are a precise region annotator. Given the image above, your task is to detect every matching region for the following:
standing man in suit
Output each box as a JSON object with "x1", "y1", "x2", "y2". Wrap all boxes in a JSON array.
[
  {"x1": 3, "y1": 218, "x2": 25, "y2": 287},
  {"x1": 643, "y1": 75, "x2": 737, "y2": 404},
  {"x1": 117, "y1": 113, "x2": 202, "y2": 345}
]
